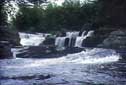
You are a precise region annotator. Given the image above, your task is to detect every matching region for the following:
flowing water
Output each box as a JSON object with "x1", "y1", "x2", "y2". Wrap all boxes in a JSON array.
[
  {"x1": 0, "y1": 32, "x2": 126, "y2": 85},
  {"x1": 55, "y1": 31, "x2": 94, "y2": 48},
  {"x1": 0, "y1": 48, "x2": 126, "y2": 85},
  {"x1": 75, "y1": 31, "x2": 94, "y2": 47},
  {"x1": 19, "y1": 32, "x2": 50, "y2": 46}
]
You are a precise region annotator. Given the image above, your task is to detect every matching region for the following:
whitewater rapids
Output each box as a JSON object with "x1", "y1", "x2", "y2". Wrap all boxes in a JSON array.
[{"x1": 0, "y1": 48, "x2": 124, "y2": 85}]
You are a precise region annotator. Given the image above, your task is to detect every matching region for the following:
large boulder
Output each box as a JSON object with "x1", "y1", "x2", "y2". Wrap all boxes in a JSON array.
[
  {"x1": 98, "y1": 30, "x2": 126, "y2": 49},
  {"x1": 0, "y1": 26, "x2": 20, "y2": 59},
  {"x1": 82, "y1": 28, "x2": 112, "y2": 47},
  {"x1": 42, "y1": 37, "x2": 55, "y2": 46},
  {"x1": 15, "y1": 46, "x2": 85, "y2": 58},
  {"x1": 16, "y1": 46, "x2": 57, "y2": 58}
]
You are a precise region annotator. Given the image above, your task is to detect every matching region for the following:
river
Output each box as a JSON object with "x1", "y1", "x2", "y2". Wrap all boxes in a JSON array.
[{"x1": 0, "y1": 48, "x2": 126, "y2": 85}]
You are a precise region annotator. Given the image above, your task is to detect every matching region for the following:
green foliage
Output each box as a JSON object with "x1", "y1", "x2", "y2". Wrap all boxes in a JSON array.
[
  {"x1": 12, "y1": 0, "x2": 98, "y2": 32},
  {"x1": 13, "y1": 6, "x2": 45, "y2": 32},
  {"x1": 0, "y1": 0, "x2": 8, "y2": 26}
]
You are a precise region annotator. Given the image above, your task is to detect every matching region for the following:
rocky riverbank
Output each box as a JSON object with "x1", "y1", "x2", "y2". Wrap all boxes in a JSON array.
[{"x1": 0, "y1": 26, "x2": 20, "y2": 59}]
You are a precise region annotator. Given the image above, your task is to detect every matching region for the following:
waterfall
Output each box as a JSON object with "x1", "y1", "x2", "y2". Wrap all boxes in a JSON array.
[
  {"x1": 75, "y1": 37, "x2": 85, "y2": 47},
  {"x1": 19, "y1": 31, "x2": 94, "y2": 48},
  {"x1": 75, "y1": 30, "x2": 94, "y2": 47},
  {"x1": 86, "y1": 30, "x2": 94, "y2": 37},
  {"x1": 66, "y1": 32, "x2": 79, "y2": 46},
  {"x1": 54, "y1": 31, "x2": 94, "y2": 48},
  {"x1": 55, "y1": 32, "x2": 79, "y2": 48},
  {"x1": 19, "y1": 32, "x2": 46, "y2": 46},
  {"x1": 66, "y1": 32, "x2": 79, "y2": 38},
  {"x1": 81, "y1": 31, "x2": 86, "y2": 36},
  {"x1": 55, "y1": 37, "x2": 66, "y2": 50}
]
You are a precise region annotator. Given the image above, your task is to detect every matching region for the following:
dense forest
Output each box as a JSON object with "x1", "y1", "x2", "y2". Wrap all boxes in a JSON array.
[
  {"x1": 12, "y1": 0, "x2": 96, "y2": 32},
  {"x1": 0, "y1": 0, "x2": 126, "y2": 33},
  {"x1": 9, "y1": 0, "x2": 126, "y2": 33}
]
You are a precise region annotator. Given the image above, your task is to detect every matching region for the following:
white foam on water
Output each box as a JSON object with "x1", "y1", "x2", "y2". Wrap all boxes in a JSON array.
[
  {"x1": 19, "y1": 32, "x2": 46, "y2": 46},
  {"x1": 69, "y1": 54, "x2": 119, "y2": 64},
  {"x1": 0, "y1": 48, "x2": 120, "y2": 85},
  {"x1": 63, "y1": 48, "x2": 120, "y2": 64},
  {"x1": 75, "y1": 30, "x2": 94, "y2": 47},
  {"x1": 6, "y1": 48, "x2": 120, "y2": 69}
]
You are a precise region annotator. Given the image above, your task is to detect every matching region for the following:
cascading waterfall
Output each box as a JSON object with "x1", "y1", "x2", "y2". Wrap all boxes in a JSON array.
[
  {"x1": 54, "y1": 31, "x2": 94, "y2": 48},
  {"x1": 55, "y1": 37, "x2": 66, "y2": 50},
  {"x1": 11, "y1": 32, "x2": 51, "y2": 58},
  {"x1": 74, "y1": 37, "x2": 85, "y2": 47},
  {"x1": 75, "y1": 30, "x2": 94, "y2": 47},
  {"x1": 55, "y1": 32, "x2": 79, "y2": 48},
  {"x1": 66, "y1": 32, "x2": 79, "y2": 47},
  {"x1": 19, "y1": 31, "x2": 94, "y2": 49},
  {"x1": 19, "y1": 32, "x2": 47, "y2": 46}
]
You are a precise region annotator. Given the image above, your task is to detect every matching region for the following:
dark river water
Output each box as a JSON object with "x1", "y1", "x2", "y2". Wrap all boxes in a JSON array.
[{"x1": 0, "y1": 48, "x2": 126, "y2": 85}]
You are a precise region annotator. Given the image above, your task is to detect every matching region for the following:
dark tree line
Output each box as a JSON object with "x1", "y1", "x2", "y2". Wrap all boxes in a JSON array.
[
  {"x1": 1, "y1": 0, "x2": 126, "y2": 32},
  {"x1": 95, "y1": 0, "x2": 126, "y2": 27},
  {"x1": 12, "y1": 0, "x2": 97, "y2": 32}
]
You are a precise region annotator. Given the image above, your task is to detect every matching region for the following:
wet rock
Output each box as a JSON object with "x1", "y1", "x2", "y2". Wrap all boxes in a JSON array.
[
  {"x1": 16, "y1": 46, "x2": 57, "y2": 58},
  {"x1": 82, "y1": 29, "x2": 111, "y2": 47},
  {"x1": 0, "y1": 26, "x2": 19, "y2": 59},
  {"x1": 82, "y1": 36, "x2": 103, "y2": 47},
  {"x1": 70, "y1": 38, "x2": 76, "y2": 47},
  {"x1": 99, "y1": 30, "x2": 126, "y2": 49},
  {"x1": 42, "y1": 37, "x2": 55, "y2": 46},
  {"x1": 0, "y1": 26, "x2": 20, "y2": 46},
  {"x1": 64, "y1": 38, "x2": 69, "y2": 47},
  {"x1": 16, "y1": 46, "x2": 84, "y2": 58},
  {"x1": 0, "y1": 41, "x2": 12, "y2": 59}
]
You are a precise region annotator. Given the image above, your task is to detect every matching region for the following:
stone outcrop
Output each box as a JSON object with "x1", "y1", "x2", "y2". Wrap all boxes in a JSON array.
[
  {"x1": 42, "y1": 37, "x2": 55, "y2": 46},
  {"x1": 82, "y1": 29, "x2": 110, "y2": 47},
  {"x1": 16, "y1": 46, "x2": 84, "y2": 58},
  {"x1": 98, "y1": 30, "x2": 126, "y2": 49},
  {"x1": 0, "y1": 26, "x2": 20, "y2": 59}
]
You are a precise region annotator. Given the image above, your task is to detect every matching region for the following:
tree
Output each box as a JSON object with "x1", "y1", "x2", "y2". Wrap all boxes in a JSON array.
[
  {"x1": 96, "y1": 0, "x2": 126, "y2": 27},
  {"x1": 13, "y1": 6, "x2": 45, "y2": 32}
]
